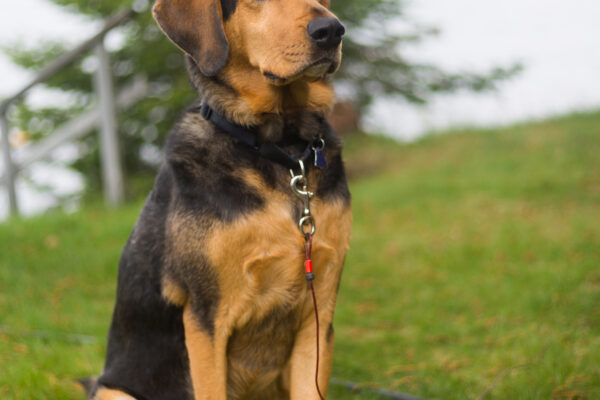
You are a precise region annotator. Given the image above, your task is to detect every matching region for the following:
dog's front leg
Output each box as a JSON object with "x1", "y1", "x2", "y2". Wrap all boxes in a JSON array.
[
  {"x1": 183, "y1": 304, "x2": 228, "y2": 400},
  {"x1": 288, "y1": 302, "x2": 336, "y2": 400}
]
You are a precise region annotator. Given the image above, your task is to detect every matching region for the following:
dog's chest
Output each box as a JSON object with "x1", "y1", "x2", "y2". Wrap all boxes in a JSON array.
[
  {"x1": 204, "y1": 195, "x2": 351, "y2": 396},
  {"x1": 225, "y1": 306, "x2": 298, "y2": 398},
  {"x1": 204, "y1": 195, "x2": 351, "y2": 327}
]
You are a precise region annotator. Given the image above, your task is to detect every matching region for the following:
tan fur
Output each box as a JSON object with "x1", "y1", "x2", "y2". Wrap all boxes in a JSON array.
[
  {"x1": 171, "y1": 168, "x2": 351, "y2": 399},
  {"x1": 220, "y1": 0, "x2": 339, "y2": 124},
  {"x1": 224, "y1": 0, "x2": 338, "y2": 80},
  {"x1": 183, "y1": 304, "x2": 229, "y2": 400},
  {"x1": 162, "y1": 277, "x2": 188, "y2": 306},
  {"x1": 186, "y1": 67, "x2": 335, "y2": 140},
  {"x1": 162, "y1": 165, "x2": 351, "y2": 399},
  {"x1": 155, "y1": 0, "x2": 340, "y2": 127},
  {"x1": 93, "y1": 388, "x2": 137, "y2": 400}
]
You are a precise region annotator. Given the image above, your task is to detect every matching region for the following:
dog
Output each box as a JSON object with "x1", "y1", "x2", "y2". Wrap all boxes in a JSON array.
[{"x1": 90, "y1": 0, "x2": 351, "y2": 399}]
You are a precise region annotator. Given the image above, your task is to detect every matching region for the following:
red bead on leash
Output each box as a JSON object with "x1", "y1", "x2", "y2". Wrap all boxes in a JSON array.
[
  {"x1": 305, "y1": 259, "x2": 315, "y2": 281},
  {"x1": 305, "y1": 233, "x2": 316, "y2": 281},
  {"x1": 305, "y1": 259, "x2": 313, "y2": 274}
]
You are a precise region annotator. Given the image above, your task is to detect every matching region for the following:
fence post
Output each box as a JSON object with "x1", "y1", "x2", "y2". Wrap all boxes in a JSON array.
[
  {"x1": 94, "y1": 41, "x2": 124, "y2": 207},
  {"x1": 0, "y1": 110, "x2": 19, "y2": 216}
]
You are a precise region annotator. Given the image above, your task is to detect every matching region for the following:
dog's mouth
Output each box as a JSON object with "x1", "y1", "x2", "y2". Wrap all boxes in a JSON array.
[
  {"x1": 303, "y1": 58, "x2": 335, "y2": 78},
  {"x1": 263, "y1": 58, "x2": 339, "y2": 86}
]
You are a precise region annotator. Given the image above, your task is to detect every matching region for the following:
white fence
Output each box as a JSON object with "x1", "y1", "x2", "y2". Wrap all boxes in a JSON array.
[{"x1": 0, "y1": 9, "x2": 147, "y2": 217}]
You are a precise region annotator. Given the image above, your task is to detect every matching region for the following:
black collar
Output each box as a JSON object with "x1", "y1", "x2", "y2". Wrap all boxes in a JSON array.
[{"x1": 199, "y1": 103, "x2": 321, "y2": 171}]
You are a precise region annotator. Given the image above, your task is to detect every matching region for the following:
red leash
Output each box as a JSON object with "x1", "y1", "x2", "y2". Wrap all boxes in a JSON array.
[
  {"x1": 291, "y1": 159, "x2": 326, "y2": 399},
  {"x1": 305, "y1": 233, "x2": 325, "y2": 400}
]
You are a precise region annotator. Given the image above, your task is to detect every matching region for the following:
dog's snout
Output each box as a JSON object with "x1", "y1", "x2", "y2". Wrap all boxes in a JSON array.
[{"x1": 307, "y1": 17, "x2": 345, "y2": 50}]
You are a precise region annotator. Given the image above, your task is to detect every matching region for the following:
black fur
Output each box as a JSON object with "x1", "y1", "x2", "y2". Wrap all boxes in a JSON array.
[
  {"x1": 95, "y1": 100, "x2": 349, "y2": 399},
  {"x1": 97, "y1": 169, "x2": 192, "y2": 399},
  {"x1": 221, "y1": 0, "x2": 239, "y2": 21}
]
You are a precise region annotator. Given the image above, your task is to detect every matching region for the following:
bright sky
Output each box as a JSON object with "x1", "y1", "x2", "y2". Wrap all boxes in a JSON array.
[
  {"x1": 0, "y1": 0, "x2": 93, "y2": 91},
  {"x1": 366, "y1": 0, "x2": 600, "y2": 138},
  {"x1": 1, "y1": 0, "x2": 600, "y2": 217}
]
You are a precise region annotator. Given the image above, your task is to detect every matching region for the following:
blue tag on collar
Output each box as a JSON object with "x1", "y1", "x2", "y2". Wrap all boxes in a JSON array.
[
  {"x1": 314, "y1": 148, "x2": 327, "y2": 169},
  {"x1": 312, "y1": 137, "x2": 327, "y2": 169}
]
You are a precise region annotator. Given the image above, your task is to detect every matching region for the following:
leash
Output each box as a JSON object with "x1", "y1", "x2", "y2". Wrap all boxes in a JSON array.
[
  {"x1": 200, "y1": 103, "x2": 328, "y2": 398},
  {"x1": 305, "y1": 233, "x2": 325, "y2": 400},
  {"x1": 291, "y1": 161, "x2": 325, "y2": 400}
]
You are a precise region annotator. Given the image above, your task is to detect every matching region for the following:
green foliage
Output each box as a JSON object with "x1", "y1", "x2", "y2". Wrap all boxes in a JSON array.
[
  {"x1": 1, "y1": 111, "x2": 600, "y2": 399},
  {"x1": 1, "y1": 0, "x2": 519, "y2": 198}
]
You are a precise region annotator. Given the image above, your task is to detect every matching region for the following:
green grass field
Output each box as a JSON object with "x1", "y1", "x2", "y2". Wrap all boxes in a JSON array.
[{"x1": 1, "y1": 111, "x2": 599, "y2": 399}]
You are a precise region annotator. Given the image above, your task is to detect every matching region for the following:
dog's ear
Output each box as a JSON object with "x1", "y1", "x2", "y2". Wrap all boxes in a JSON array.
[{"x1": 152, "y1": 0, "x2": 229, "y2": 77}]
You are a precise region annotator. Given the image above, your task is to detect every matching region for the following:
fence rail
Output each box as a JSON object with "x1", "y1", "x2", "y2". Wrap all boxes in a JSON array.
[{"x1": 0, "y1": 8, "x2": 139, "y2": 217}]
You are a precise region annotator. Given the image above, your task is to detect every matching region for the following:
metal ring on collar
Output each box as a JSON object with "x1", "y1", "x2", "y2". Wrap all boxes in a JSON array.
[
  {"x1": 312, "y1": 137, "x2": 325, "y2": 151},
  {"x1": 299, "y1": 215, "x2": 316, "y2": 237}
]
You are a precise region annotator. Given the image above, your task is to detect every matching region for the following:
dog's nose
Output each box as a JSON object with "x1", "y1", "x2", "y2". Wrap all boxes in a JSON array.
[{"x1": 307, "y1": 17, "x2": 345, "y2": 50}]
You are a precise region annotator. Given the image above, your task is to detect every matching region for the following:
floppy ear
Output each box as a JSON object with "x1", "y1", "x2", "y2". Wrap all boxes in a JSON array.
[{"x1": 152, "y1": 0, "x2": 229, "y2": 77}]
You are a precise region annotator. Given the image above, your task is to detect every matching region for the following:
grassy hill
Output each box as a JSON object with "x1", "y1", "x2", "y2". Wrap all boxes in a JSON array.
[{"x1": 1, "y1": 111, "x2": 599, "y2": 399}]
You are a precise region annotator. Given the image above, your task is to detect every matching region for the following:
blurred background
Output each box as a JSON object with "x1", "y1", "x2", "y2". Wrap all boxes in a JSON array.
[
  {"x1": 1, "y1": 1, "x2": 599, "y2": 399},
  {"x1": 1, "y1": 0, "x2": 600, "y2": 217}
]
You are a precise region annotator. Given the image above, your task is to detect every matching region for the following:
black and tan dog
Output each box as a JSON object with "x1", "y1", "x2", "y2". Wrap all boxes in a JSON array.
[{"x1": 90, "y1": 0, "x2": 351, "y2": 399}]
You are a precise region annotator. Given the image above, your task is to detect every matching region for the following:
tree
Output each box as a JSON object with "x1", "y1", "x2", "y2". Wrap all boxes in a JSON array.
[{"x1": 2, "y1": 0, "x2": 518, "y2": 197}]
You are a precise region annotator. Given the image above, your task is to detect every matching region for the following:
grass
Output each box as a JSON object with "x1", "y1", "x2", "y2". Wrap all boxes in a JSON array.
[{"x1": 2, "y1": 111, "x2": 600, "y2": 399}]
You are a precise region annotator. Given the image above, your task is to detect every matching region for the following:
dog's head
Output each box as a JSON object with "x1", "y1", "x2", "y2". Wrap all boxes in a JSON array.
[{"x1": 152, "y1": 0, "x2": 344, "y2": 85}]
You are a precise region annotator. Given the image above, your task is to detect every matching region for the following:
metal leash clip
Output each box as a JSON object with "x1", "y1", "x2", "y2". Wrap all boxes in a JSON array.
[{"x1": 289, "y1": 160, "x2": 316, "y2": 238}]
